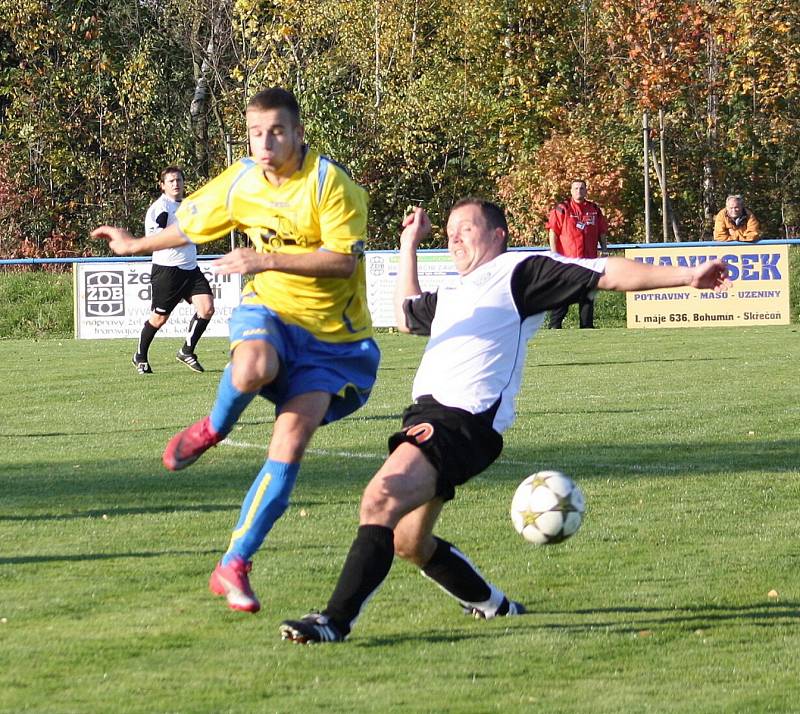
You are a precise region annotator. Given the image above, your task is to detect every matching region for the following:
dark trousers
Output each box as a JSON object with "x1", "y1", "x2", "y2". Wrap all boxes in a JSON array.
[{"x1": 549, "y1": 297, "x2": 595, "y2": 329}]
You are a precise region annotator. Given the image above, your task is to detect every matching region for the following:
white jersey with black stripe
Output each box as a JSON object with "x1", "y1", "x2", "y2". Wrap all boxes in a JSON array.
[
  {"x1": 144, "y1": 194, "x2": 198, "y2": 269},
  {"x1": 403, "y1": 251, "x2": 607, "y2": 433}
]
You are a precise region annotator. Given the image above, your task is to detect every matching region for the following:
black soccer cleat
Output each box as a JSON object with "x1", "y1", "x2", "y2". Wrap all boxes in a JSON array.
[
  {"x1": 176, "y1": 349, "x2": 204, "y2": 373},
  {"x1": 132, "y1": 354, "x2": 153, "y2": 375},
  {"x1": 463, "y1": 597, "x2": 526, "y2": 620},
  {"x1": 280, "y1": 613, "x2": 346, "y2": 644}
]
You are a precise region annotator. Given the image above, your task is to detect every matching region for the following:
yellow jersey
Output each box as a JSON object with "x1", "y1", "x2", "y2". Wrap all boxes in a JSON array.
[{"x1": 175, "y1": 148, "x2": 372, "y2": 343}]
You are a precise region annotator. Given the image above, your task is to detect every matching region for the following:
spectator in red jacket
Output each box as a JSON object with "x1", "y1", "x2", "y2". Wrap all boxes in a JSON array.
[{"x1": 546, "y1": 180, "x2": 608, "y2": 328}]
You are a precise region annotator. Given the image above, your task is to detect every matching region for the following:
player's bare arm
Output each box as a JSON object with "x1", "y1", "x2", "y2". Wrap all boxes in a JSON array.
[
  {"x1": 211, "y1": 246, "x2": 356, "y2": 278},
  {"x1": 597, "y1": 256, "x2": 729, "y2": 293},
  {"x1": 393, "y1": 207, "x2": 430, "y2": 333},
  {"x1": 91, "y1": 223, "x2": 189, "y2": 256}
]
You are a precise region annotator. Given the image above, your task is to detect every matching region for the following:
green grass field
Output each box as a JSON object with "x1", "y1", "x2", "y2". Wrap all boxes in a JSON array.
[{"x1": 2, "y1": 328, "x2": 799, "y2": 713}]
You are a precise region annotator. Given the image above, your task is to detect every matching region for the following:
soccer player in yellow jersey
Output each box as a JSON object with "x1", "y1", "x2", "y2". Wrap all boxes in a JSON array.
[{"x1": 92, "y1": 88, "x2": 380, "y2": 614}]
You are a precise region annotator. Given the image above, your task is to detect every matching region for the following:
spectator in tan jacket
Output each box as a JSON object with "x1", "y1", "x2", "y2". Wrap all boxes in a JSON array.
[{"x1": 714, "y1": 194, "x2": 760, "y2": 242}]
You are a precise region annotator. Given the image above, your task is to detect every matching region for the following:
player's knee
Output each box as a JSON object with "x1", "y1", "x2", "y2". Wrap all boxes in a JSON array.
[
  {"x1": 199, "y1": 305, "x2": 215, "y2": 320},
  {"x1": 231, "y1": 355, "x2": 277, "y2": 392},
  {"x1": 150, "y1": 314, "x2": 168, "y2": 329},
  {"x1": 359, "y1": 494, "x2": 385, "y2": 523},
  {"x1": 359, "y1": 480, "x2": 401, "y2": 526},
  {"x1": 393, "y1": 534, "x2": 427, "y2": 565}
]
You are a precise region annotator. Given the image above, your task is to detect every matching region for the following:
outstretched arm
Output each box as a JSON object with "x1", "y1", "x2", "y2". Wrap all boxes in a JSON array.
[
  {"x1": 91, "y1": 223, "x2": 189, "y2": 256},
  {"x1": 394, "y1": 207, "x2": 431, "y2": 333},
  {"x1": 597, "y1": 256, "x2": 729, "y2": 292},
  {"x1": 211, "y1": 248, "x2": 357, "y2": 278}
]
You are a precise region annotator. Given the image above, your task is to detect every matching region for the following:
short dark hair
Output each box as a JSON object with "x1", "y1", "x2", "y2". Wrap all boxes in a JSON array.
[
  {"x1": 451, "y1": 197, "x2": 509, "y2": 247},
  {"x1": 160, "y1": 166, "x2": 183, "y2": 182},
  {"x1": 247, "y1": 87, "x2": 301, "y2": 124},
  {"x1": 570, "y1": 179, "x2": 586, "y2": 187}
]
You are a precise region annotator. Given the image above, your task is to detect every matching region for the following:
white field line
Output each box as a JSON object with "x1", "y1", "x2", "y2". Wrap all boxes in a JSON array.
[{"x1": 221, "y1": 438, "x2": 686, "y2": 472}]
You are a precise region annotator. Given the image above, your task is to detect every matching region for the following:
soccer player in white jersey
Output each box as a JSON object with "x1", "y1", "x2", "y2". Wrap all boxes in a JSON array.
[
  {"x1": 280, "y1": 198, "x2": 729, "y2": 644},
  {"x1": 133, "y1": 166, "x2": 215, "y2": 374},
  {"x1": 93, "y1": 88, "x2": 379, "y2": 615}
]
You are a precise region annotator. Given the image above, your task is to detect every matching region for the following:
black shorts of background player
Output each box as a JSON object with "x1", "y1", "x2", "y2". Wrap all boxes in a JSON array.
[{"x1": 133, "y1": 167, "x2": 215, "y2": 374}]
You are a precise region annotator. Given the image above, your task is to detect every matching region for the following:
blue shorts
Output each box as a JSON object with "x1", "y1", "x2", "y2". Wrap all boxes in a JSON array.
[{"x1": 228, "y1": 304, "x2": 380, "y2": 425}]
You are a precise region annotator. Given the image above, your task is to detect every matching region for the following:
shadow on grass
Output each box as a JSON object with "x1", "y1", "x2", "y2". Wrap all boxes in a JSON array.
[
  {"x1": 532, "y1": 355, "x2": 740, "y2": 370},
  {"x1": 498, "y1": 438, "x2": 800, "y2": 479},
  {"x1": 355, "y1": 602, "x2": 800, "y2": 646},
  {"x1": 357, "y1": 630, "x2": 481, "y2": 647},
  {"x1": 0, "y1": 426, "x2": 176, "y2": 438},
  {"x1": 2, "y1": 438, "x2": 798, "y2": 512},
  {"x1": 534, "y1": 602, "x2": 800, "y2": 634},
  {"x1": 0, "y1": 496, "x2": 357, "y2": 522},
  {"x1": 0, "y1": 503, "x2": 238, "y2": 522},
  {"x1": 235, "y1": 411, "x2": 403, "y2": 426},
  {"x1": 0, "y1": 410, "x2": 402, "y2": 439},
  {"x1": 0, "y1": 548, "x2": 221, "y2": 566}
]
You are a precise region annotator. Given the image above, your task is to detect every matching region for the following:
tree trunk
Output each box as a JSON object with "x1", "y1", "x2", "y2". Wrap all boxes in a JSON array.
[
  {"x1": 650, "y1": 148, "x2": 681, "y2": 241},
  {"x1": 703, "y1": 31, "x2": 718, "y2": 237},
  {"x1": 190, "y1": 37, "x2": 213, "y2": 179}
]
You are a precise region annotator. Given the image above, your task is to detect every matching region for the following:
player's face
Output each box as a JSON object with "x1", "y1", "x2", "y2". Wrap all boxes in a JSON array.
[
  {"x1": 446, "y1": 204, "x2": 505, "y2": 276},
  {"x1": 160, "y1": 172, "x2": 184, "y2": 201},
  {"x1": 247, "y1": 107, "x2": 304, "y2": 183},
  {"x1": 571, "y1": 181, "x2": 587, "y2": 202}
]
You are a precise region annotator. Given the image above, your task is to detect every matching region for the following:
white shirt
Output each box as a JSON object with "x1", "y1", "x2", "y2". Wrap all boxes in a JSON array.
[
  {"x1": 404, "y1": 251, "x2": 607, "y2": 433},
  {"x1": 144, "y1": 194, "x2": 198, "y2": 269}
]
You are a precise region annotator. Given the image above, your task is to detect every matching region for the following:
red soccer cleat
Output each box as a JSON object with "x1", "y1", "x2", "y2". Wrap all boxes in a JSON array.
[
  {"x1": 162, "y1": 416, "x2": 222, "y2": 471},
  {"x1": 209, "y1": 557, "x2": 261, "y2": 613}
]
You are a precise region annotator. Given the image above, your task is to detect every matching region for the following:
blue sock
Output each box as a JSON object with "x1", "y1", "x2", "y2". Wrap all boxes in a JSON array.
[
  {"x1": 222, "y1": 460, "x2": 300, "y2": 564},
  {"x1": 209, "y1": 364, "x2": 256, "y2": 436}
]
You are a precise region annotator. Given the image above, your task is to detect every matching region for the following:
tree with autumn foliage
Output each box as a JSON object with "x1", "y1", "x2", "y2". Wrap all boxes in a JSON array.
[
  {"x1": 498, "y1": 133, "x2": 625, "y2": 245},
  {"x1": 0, "y1": 0, "x2": 199, "y2": 258},
  {"x1": 1, "y1": 0, "x2": 799, "y2": 260},
  {"x1": 712, "y1": 1, "x2": 800, "y2": 235},
  {"x1": 597, "y1": 0, "x2": 715, "y2": 238}
]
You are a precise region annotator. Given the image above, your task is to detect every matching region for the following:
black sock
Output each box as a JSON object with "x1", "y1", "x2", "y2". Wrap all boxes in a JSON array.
[
  {"x1": 183, "y1": 315, "x2": 210, "y2": 354},
  {"x1": 422, "y1": 537, "x2": 506, "y2": 611},
  {"x1": 136, "y1": 321, "x2": 159, "y2": 360},
  {"x1": 324, "y1": 525, "x2": 395, "y2": 633}
]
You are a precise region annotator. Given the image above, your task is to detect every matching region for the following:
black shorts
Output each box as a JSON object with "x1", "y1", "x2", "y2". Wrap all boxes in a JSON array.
[
  {"x1": 150, "y1": 265, "x2": 212, "y2": 315},
  {"x1": 387, "y1": 395, "x2": 503, "y2": 502}
]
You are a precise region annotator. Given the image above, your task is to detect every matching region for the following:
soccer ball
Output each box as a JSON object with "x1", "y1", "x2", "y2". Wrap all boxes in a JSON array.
[{"x1": 510, "y1": 470, "x2": 585, "y2": 545}]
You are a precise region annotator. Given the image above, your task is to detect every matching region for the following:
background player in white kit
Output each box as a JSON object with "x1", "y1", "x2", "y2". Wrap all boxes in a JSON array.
[{"x1": 134, "y1": 166, "x2": 215, "y2": 374}]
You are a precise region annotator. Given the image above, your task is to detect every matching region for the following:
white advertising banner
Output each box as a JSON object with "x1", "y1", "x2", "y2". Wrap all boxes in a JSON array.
[
  {"x1": 73, "y1": 261, "x2": 242, "y2": 339},
  {"x1": 366, "y1": 249, "x2": 546, "y2": 327},
  {"x1": 366, "y1": 251, "x2": 458, "y2": 327},
  {"x1": 75, "y1": 247, "x2": 789, "y2": 337}
]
